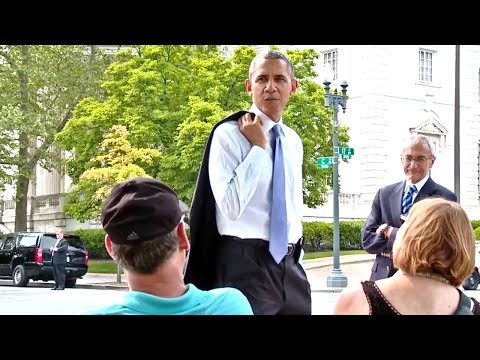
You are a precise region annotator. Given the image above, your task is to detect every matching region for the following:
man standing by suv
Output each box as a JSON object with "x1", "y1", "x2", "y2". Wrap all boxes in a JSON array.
[{"x1": 50, "y1": 229, "x2": 68, "y2": 290}]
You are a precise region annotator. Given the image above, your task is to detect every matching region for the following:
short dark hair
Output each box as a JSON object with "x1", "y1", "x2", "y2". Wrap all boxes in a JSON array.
[
  {"x1": 111, "y1": 230, "x2": 179, "y2": 274},
  {"x1": 248, "y1": 49, "x2": 295, "y2": 80}
]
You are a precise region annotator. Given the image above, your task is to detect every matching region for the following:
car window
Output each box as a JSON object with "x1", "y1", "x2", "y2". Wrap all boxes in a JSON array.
[
  {"x1": 3, "y1": 237, "x2": 15, "y2": 250},
  {"x1": 64, "y1": 235, "x2": 85, "y2": 249},
  {"x1": 17, "y1": 235, "x2": 38, "y2": 247},
  {"x1": 39, "y1": 235, "x2": 57, "y2": 250},
  {"x1": 0, "y1": 237, "x2": 4, "y2": 250},
  {"x1": 39, "y1": 234, "x2": 85, "y2": 250}
]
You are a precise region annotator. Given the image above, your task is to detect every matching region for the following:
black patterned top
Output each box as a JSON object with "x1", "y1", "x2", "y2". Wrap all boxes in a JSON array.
[
  {"x1": 360, "y1": 280, "x2": 480, "y2": 315},
  {"x1": 361, "y1": 281, "x2": 400, "y2": 315}
]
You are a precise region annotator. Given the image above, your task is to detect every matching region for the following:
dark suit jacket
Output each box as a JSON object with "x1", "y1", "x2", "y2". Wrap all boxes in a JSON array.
[
  {"x1": 361, "y1": 177, "x2": 457, "y2": 281},
  {"x1": 184, "y1": 110, "x2": 249, "y2": 290},
  {"x1": 52, "y1": 238, "x2": 69, "y2": 265}
]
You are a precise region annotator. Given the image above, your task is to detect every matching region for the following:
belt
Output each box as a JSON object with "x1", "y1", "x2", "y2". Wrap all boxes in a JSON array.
[
  {"x1": 286, "y1": 243, "x2": 296, "y2": 256},
  {"x1": 380, "y1": 252, "x2": 393, "y2": 259},
  {"x1": 222, "y1": 236, "x2": 299, "y2": 257}
]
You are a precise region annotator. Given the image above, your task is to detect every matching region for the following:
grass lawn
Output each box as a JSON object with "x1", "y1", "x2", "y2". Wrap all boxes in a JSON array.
[
  {"x1": 87, "y1": 249, "x2": 368, "y2": 274},
  {"x1": 88, "y1": 261, "x2": 123, "y2": 274},
  {"x1": 303, "y1": 249, "x2": 367, "y2": 260}
]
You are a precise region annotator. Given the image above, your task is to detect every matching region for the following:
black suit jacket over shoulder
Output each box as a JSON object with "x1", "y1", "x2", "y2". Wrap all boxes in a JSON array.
[{"x1": 184, "y1": 110, "x2": 249, "y2": 290}]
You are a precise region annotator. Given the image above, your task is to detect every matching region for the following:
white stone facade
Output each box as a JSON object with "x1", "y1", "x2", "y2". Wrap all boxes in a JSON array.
[{"x1": 293, "y1": 45, "x2": 480, "y2": 221}]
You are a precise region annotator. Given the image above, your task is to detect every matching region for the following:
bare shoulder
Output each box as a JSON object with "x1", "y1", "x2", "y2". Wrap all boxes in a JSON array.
[{"x1": 332, "y1": 282, "x2": 370, "y2": 315}]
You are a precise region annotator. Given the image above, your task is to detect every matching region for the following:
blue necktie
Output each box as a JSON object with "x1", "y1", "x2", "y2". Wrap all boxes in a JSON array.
[
  {"x1": 401, "y1": 184, "x2": 417, "y2": 216},
  {"x1": 270, "y1": 124, "x2": 288, "y2": 264}
]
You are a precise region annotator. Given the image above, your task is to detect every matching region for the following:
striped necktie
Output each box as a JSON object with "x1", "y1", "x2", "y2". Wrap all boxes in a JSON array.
[{"x1": 401, "y1": 184, "x2": 417, "y2": 216}]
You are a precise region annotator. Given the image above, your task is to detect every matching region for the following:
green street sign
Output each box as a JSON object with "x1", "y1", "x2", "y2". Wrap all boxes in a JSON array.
[
  {"x1": 316, "y1": 156, "x2": 333, "y2": 168},
  {"x1": 338, "y1": 146, "x2": 354, "y2": 159},
  {"x1": 338, "y1": 147, "x2": 354, "y2": 156}
]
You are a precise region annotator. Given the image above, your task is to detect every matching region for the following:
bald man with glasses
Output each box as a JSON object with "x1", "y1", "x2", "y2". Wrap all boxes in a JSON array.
[{"x1": 361, "y1": 135, "x2": 457, "y2": 281}]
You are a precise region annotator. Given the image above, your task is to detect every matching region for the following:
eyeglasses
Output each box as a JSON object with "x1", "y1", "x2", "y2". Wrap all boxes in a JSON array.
[{"x1": 401, "y1": 155, "x2": 431, "y2": 164}]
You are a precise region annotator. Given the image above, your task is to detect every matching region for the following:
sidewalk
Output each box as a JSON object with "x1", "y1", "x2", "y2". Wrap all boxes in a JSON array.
[
  {"x1": 304, "y1": 254, "x2": 375, "y2": 292},
  {"x1": 76, "y1": 253, "x2": 375, "y2": 291},
  {"x1": 302, "y1": 253, "x2": 375, "y2": 271}
]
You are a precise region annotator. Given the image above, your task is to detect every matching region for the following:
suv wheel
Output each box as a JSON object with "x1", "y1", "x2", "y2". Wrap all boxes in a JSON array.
[
  {"x1": 462, "y1": 269, "x2": 480, "y2": 290},
  {"x1": 13, "y1": 265, "x2": 30, "y2": 287},
  {"x1": 65, "y1": 278, "x2": 77, "y2": 288}
]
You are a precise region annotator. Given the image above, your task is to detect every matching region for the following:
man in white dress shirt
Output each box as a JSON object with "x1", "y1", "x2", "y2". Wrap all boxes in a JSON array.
[
  {"x1": 185, "y1": 50, "x2": 311, "y2": 315},
  {"x1": 50, "y1": 228, "x2": 69, "y2": 290}
]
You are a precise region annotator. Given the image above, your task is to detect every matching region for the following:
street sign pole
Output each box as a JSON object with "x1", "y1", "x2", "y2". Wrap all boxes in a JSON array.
[{"x1": 323, "y1": 80, "x2": 348, "y2": 288}]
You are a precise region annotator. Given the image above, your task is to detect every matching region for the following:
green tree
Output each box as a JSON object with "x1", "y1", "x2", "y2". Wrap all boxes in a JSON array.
[
  {"x1": 56, "y1": 45, "x2": 349, "y2": 216},
  {"x1": 0, "y1": 45, "x2": 111, "y2": 231},
  {"x1": 63, "y1": 125, "x2": 162, "y2": 221}
]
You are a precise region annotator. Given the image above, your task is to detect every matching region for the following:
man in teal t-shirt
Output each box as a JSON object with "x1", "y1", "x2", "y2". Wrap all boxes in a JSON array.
[{"x1": 86, "y1": 177, "x2": 252, "y2": 315}]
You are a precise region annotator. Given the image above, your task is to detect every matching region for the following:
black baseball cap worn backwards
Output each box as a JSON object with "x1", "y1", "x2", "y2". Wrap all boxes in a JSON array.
[{"x1": 101, "y1": 177, "x2": 183, "y2": 244}]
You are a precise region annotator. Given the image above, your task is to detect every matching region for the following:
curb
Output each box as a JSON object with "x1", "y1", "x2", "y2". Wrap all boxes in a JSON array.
[
  {"x1": 75, "y1": 284, "x2": 128, "y2": 291},
  {"x1": 75, "y1": 254, "x2": 376, "y2": 291}
]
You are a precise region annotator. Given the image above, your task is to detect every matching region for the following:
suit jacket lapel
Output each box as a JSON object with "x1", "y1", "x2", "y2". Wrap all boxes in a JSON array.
[
  {"x1": 414, "y1": 177, "x2": 434, "y2": 203},
  {"x1": 390, "y1": 181, "x2": 405, "y2": 225}
]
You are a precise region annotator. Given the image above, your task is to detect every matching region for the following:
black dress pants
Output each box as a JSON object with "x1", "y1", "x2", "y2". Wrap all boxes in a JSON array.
[
  {"x1": 52, "y1": 261, "x2": 66, "y2": 289},
  {"x1": 215, "y1": 236, "x2": 311, "y2": 315}
]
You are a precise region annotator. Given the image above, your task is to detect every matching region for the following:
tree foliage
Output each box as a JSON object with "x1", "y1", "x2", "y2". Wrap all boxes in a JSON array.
[
  {"x1": 63, "y1": 125, "x2": 162, "y2": 221},
  {"x1": 56, "y1": 45, "x2": 350, "y2": 218},
  {"x1": 0, "y1": 45, "x2": 111, "y2": 230}
]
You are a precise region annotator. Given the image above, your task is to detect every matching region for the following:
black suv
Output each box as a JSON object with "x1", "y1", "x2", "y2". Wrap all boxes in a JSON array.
[{"x1": 0, "y1": 232, "x2": 89, "y2": 287}]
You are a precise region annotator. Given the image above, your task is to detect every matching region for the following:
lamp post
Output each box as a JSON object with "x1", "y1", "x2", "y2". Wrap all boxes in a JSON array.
[
  {"x1": 454, "y1": 45, "x2": 460, "y2": 201},
  {"x1": 323, "y1": 77, "x2": 348, "y2": 288}
]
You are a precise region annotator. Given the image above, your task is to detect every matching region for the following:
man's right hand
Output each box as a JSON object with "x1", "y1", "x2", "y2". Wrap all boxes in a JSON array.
[
  {"x1": 238, "y1": 113, "x2": 266, "y2": 149},
  {"x1": 376, "y1": 223, "x2": 389, "y2": 237}
]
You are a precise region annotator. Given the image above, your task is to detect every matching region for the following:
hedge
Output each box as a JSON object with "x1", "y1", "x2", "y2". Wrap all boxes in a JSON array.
[
  {"x1": 70, "y1": 218, "x2": 480, "y2": 258},
  {"x1": 70, "y1": 228, "x2": 109, "y2": 259}
]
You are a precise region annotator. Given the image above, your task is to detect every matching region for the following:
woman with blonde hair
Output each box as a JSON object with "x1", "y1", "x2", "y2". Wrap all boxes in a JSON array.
[{"x1": 333, "y1": 197, "x2": 479, "y2": 315}]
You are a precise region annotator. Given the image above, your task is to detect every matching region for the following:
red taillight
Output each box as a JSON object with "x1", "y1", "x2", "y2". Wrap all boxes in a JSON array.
[
  {"x1": 84, "y1": 250, "x2": 89, "y2": 265},
  {"x1": 35, "y1": 248, "x2": 43, "y2": 263}
]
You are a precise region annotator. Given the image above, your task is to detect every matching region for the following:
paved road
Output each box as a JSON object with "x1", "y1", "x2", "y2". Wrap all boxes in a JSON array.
[
  {"x1": 308, "y1": 260, "x2": 371, "y2": 315},
  {"x1": 1, "y1": 258, "x2": 478, "y2": 315}
]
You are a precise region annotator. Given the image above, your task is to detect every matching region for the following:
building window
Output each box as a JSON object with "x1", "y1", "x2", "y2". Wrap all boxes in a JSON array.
[
  {"x1": 323, "y1": 50, "x2": 338, "y2": 80},
  {"x1": 419, "y1": 49, "x2": 434, "y2": 82}
]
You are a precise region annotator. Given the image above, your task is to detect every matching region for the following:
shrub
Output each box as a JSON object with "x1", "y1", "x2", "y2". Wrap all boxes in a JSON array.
[
  {"x1": 339, "y1": 220, "x2": 364, "y2": 250},
  {"x1": 471, "y1": 220, "x2": 480, "y2": 231},
  {"x1": 303, "y1": 221, "x2": 333, "y2": 251},
  {"x1": 70, "y1": 228, "x2": 109, "y2": 259},
  {"x1": 475, "y1": 226, "x2": 480, "y2": 241}
]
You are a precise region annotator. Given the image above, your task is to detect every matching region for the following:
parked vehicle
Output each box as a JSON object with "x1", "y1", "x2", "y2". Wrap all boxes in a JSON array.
[
  {"x1": 0, "y1": 232, "x2": 89, "y2": 287},
  {"x1": 462, "y1": 242, "x2": 480, "y2": 290}
]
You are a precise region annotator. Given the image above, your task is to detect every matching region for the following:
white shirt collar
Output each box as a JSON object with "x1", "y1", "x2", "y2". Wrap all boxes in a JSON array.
[
  {"x1": 249, "y1": 103, "x2": 284, "y2": 135},
  {"x1": 405, "y1": 174, "x2": 429, "y2": 193}
]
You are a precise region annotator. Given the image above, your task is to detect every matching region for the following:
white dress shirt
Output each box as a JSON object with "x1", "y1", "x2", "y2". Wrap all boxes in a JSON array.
[
  {"x1": 208, "y1": 104, "x2": 304, "y2": 244},
  {"x1": 53, "y1": 238, "x2": 61, "y2": 251}
]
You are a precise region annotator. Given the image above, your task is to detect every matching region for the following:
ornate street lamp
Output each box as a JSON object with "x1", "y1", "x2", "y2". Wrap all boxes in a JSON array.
[{"x1": 323, "y1": 71, "x2": 348, "y2": 288}]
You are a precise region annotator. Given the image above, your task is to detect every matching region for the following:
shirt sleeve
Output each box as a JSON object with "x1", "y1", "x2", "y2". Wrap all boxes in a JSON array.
[{"x1": 208, "y1": 124, "x2": 268, "y2": 220}]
